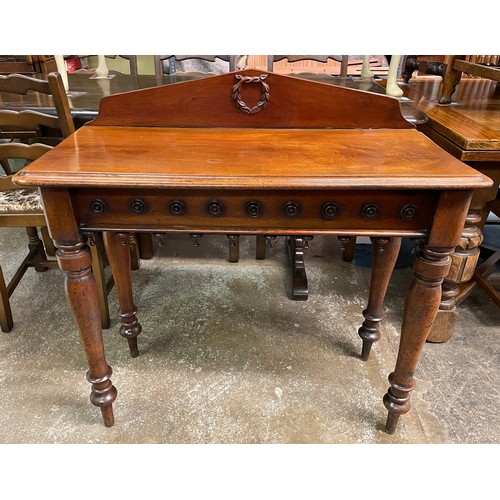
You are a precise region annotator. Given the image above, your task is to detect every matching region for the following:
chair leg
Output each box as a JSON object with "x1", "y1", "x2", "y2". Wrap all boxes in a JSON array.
[
  {"x1": 0, "y1": 264, "x2": 14, "y2": 332},
  {"x1": 473, "y1": 248, "x2": 500, "y2": 307},
  {"x1": 40, "y1": 226, "x2": 56, "y2": 256},
  {"x1": 26, "y1": 227, "x2": 49, "y2": 272},
  {"x1": 1, "y1": 158, "x2": 13, "y2": 176}
]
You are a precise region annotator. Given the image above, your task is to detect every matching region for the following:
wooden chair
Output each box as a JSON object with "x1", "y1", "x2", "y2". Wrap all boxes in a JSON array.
[
  {"x1": 0, "y1": 72, "x2": 111, "y2": 330},
  {"x1": 438, "y1": 55, "x2": 500, "y2": 104},
  {"x1": 434, "y1": 57, "x2": 500, "y2": 308},
  {"x1": 471, "y1": 188, "x2": 500, "y2": 307},
  {"x1": 153, "y1": 55, "x2": 242, "y2": 77},
  {"x1": 267, "y1": 55, "x2": 349, "y2": 77},
  {"x1": 0, "y1": 142, "x2": 54, "y2": 332}
]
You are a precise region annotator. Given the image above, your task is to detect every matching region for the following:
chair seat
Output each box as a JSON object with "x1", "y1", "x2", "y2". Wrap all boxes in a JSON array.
[{"x1": 0, "y1": 188, "x2": 42, "y2": 214}]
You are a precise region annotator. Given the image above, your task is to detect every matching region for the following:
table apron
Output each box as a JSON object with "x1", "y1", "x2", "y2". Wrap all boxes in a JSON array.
[{"x1": 70, "y1": 188, "x2": 440, "y2": 236}]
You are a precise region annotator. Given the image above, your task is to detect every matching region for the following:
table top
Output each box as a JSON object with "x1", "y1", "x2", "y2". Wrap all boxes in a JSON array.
[
  {"x1": 398, "y1": 78, "x2": 500, "y2": 154},
  {"x1": 15, "y1": 126, "x2": 490, "y2": 191},
  {"x1": 13, "y1": 70, "x2": 491, "y2": 192},
  {"x1": 0, "y1": 70, "x2": 427, "y2": 125}
]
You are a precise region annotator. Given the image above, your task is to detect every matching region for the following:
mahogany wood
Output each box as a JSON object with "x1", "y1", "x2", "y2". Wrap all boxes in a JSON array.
[
  {"x1": 13, "y1": 70, "x2": 492, "y2": 434},
  {"x1": 102, "y1": 231, "x2": 141, "y2": 357},
  {"x1": 91, "y1": 70, "x2": 411, "y2": 130},
  {"x1": 359, "y1": 237, "x2": 402, "y2": 360}
]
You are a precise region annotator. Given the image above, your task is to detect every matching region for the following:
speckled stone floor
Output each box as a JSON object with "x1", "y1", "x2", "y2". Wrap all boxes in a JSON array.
[{"x1": 0, "y1": 226, "x2": 499, "y2": 444}]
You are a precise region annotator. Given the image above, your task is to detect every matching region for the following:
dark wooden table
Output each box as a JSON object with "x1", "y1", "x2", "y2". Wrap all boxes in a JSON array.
[
  {"x1": 393, "y1": 77, "x2": 500, "y2": 342},
  {"x1": 13, "y1": 70, "x2": 491, "y2": 435}
]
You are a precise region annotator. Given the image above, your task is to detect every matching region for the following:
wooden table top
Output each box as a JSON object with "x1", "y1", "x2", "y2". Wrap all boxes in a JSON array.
[
  {"x1": 398, "y1": 78, "x2": 500, "y2": 156},
  {"x1": 16, "y1": 125, "x2": 490, "y2": 191}
]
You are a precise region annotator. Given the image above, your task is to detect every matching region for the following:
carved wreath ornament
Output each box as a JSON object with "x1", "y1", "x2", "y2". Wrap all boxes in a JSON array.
[{"x1": 232, "y1": 74, "x2": 270, "y2": 114}]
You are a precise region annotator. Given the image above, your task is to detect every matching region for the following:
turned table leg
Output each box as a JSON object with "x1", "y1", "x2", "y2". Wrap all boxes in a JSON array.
[
  {"x1": 103, "y1": 231, "x2": 142, "y2": 357},
  {"x1": 427, "y1": 206, "x2": 483, "y2": 342},
  {"x1": 428, "y1": 163, "x2": 499, "y2": 342},
  {"x1": 358, "y1": 237, "x2": 402, "y2": 361},
  {"x1": 383, "y1": 246, "x2": 453, "y2": 433},
  {"x1": 56, "y1": 241, "x2": 117, "y2": 426},
  {"x1": 383, "y1": 189, "x2": 472, "y2": 433}
]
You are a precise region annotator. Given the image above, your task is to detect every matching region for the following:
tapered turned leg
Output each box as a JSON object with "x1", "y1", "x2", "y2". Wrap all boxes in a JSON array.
[
  {"x1": 103, "y1": 231, "x2": 142, "y2": 357},
  {"x1": 359, "y1": 237, "x2": 402, "y2": 361},
  {"x1": 383, "y1": 246, "x2": 452, "y2": 433},
  {"x1": 56, "y1": 241, "x2": 117, "y2": 426},
  {"x1": 427, "y1": 206, "x2": 483, "y2": 342}
]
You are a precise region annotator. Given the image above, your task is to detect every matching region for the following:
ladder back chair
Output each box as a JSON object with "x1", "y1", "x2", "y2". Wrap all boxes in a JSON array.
[
  {"x1": 154, "y1": 55, "x2": 243, "y2": 77},
  {"x1": 267, "y1": 55, "x2": 350, "y2": 77},
  {"x1": 0, "y1": 72, "x2": 111, "y2": 330}
]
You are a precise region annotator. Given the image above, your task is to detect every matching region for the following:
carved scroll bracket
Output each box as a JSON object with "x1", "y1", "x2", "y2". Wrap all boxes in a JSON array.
[{"x1": 232, "y1": 74, "x2": 270, "y2": 114}]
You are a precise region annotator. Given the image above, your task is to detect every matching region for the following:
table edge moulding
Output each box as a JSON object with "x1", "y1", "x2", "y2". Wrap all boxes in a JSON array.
[{"x1": 13, "y1": 70, "x2": 493, "y2": 435}]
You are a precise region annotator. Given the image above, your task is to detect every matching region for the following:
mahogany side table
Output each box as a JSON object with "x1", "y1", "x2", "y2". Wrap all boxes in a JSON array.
[{"x1": 14, "y1": 70, "x2": 492, "y2": 434}]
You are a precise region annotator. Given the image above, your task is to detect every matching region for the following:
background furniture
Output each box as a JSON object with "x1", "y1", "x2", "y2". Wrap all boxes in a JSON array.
[
  {"x1": 0, "y1": 72, "x2": 111, "y2": 329},
  {"x1": 267, "y1": 55, "x2": 350, "y2": 77},
  {"x1": 154, "y1": 55, "x2": 242, "y2": 77},
  {"x1": 391, "y1": 75, "x2": 500, "y2": 341},
  {"x1": 438, "y1": 56, "x2": 500, "y2": 306},
  {"x1": 0, "y1": 56, "x2": 57, "y2": 75},
  {"x1": 0, "y1": 141, "x2": 54, "y2": 332},
  {"x1": 260, "y1": 55, "x2": 390, "y2": 76},
  {"x1": 438, "y1": 55, "x2": 500, "y2": 103}
]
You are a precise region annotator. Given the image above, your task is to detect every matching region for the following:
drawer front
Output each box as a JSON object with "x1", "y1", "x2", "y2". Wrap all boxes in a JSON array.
[{"x1": 72, "y1": 188, "x2": 439, "y2": 235}]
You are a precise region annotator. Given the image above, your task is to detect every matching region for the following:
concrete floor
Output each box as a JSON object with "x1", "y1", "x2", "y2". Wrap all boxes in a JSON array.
[{"x1": 0, "y1": 226, "x2": 499, "y2": 444}]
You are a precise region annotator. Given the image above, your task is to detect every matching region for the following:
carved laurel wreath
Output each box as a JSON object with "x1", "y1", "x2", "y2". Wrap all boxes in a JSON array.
[{"x1": 232, "y1": 74, "x2": 270, "y2": 114}]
